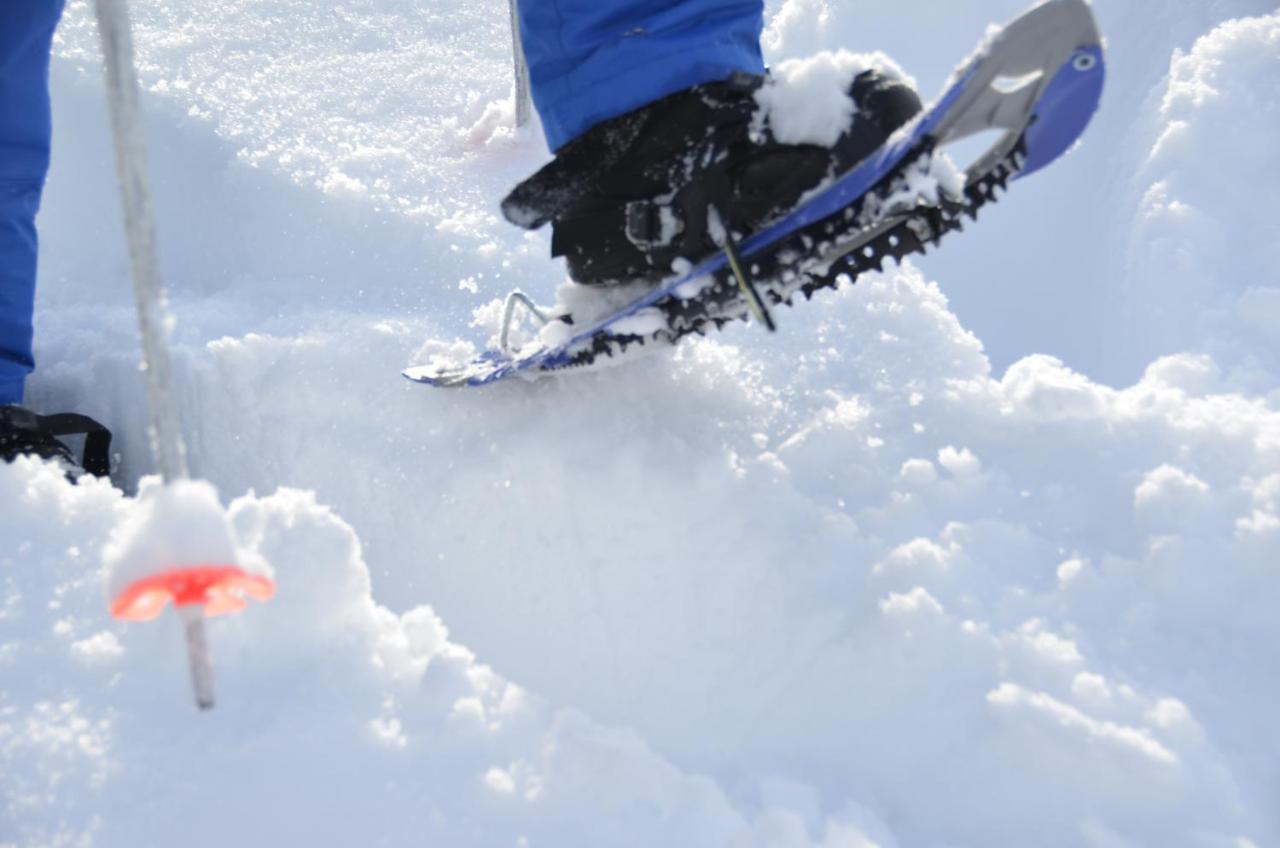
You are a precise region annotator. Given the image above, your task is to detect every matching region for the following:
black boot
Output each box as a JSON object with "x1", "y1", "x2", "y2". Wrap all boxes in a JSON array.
[
  {"x1": 503, "y1": 68, "x2": 922, "y2": 287},
  {"x1": 0, "y1": 404, "x2": 113, "y2": 477}
]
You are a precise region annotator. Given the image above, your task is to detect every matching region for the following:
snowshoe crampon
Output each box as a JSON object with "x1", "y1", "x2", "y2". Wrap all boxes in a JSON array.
[{"x1": 404, "y1": 0, "x2": 1104, "y2": 389}]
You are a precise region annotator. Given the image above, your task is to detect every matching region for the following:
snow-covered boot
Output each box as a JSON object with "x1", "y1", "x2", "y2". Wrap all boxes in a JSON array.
[
  {"x1": 0, "y1": 404, "x2": 112, "y2": 477},
  {"x1": 502, "y1": 68, "x2": 922, "y2": 287}
]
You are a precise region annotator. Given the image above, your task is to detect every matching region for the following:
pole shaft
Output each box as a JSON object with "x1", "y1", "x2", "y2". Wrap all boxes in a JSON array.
[
  {"x1": 93, "y1": 0, "x2": 188, "y2": 483},
  {"x1": 508, "y1": 0, "x2": 531, "y2": 127},
  {"x1": 95, "y1": 0, "x2": 213, "y2": 711},
  {"x1": 181, "y1": 605, "x2": 216, "y2": 710}
]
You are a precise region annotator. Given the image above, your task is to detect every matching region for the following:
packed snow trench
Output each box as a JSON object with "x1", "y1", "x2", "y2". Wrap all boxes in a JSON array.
[{"x1": 4, "y1": 0, "x2": 1280, "y2": 845}]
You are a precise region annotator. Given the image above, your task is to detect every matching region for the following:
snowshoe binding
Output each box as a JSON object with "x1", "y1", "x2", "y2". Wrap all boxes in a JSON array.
[
  {"x1": 0, "y1": 404, "x2": 113, "y2": 478},
  {"x1": 503, "y1": 68, "x2": 922, "y2": 289}
]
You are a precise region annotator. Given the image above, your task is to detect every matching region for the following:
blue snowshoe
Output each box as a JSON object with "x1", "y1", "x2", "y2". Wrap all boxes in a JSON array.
[{"x1": 405, "y1": 0, "x2": 1105, "y2": 388}]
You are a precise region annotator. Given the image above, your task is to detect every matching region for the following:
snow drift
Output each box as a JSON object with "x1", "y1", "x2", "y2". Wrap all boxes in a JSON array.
[{"x1": 4, "y1": 1, "x2": 1279, "y2": 846}]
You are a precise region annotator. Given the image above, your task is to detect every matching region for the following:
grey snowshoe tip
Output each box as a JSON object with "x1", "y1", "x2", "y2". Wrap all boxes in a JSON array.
[
  {"x1": 0, "y1": 404, "x2": 113, "y2": 477},
  {"x1": 931, "y1": 0, "x2": 1104, "y2": 179}
]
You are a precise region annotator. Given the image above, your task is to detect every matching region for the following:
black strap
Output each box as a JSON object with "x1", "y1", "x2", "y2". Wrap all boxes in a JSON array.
[
  {"x1": 700, "y1": 165, "x2": 776, "y2": 332},
  {"x1": 37, "y1": 413, "x2": 113, "y2": 477},
  {"x1": 1, "y1": 407, "x2": 113, "y2": 477},
  {"x1": 501, "y1": 108, "x2": 650, "y2": 230},
  {"x1": 501, "y1": 71, "x2": 766, "y2": 231}
]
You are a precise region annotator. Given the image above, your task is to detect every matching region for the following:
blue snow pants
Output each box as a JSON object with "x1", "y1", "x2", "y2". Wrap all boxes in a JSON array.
[
  {"x1": 518, "y1": 0, "x2": 765, "y2": 151},
  {"x1": 0, "y1": 0, "x2": 65, "y2": 405}
]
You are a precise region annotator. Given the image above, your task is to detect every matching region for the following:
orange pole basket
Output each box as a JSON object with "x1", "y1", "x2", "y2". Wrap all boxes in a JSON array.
[
  {"x1": 112, "y1": 565, "x2": 275, "y2": 621},
  {"x1": 111, "y1": 566, "x2": 275, "y2": 709}
]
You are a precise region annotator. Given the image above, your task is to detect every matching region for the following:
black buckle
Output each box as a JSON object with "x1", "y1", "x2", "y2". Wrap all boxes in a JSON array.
[{"x1": 625, "y1": 200, "x2": 683, "y2": 249}]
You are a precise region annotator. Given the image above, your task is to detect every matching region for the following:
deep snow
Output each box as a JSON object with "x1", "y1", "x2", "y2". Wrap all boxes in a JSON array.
[{"x1": 3, "y1": 1, "x2": 1279, "y2": 846}]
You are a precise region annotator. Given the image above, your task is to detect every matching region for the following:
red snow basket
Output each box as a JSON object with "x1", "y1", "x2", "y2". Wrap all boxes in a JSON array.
[{"x1": 111, "y1": 565, "x2": 276, "y2": 622}]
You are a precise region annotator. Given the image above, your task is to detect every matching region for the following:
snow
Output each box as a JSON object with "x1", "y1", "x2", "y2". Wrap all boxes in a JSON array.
[
  {"x1": 603, "y1": 307, "x2": 668, "y2": 338},
  {"x1": 4, "y1": 1, "x2": 1280, "y2": 846},
  {"x1": 755, "y1": 50, "x2": 910, "y2": 147},
  {"x1": 1126, "y1": 12, "x2": 1280, "y2": 390}
]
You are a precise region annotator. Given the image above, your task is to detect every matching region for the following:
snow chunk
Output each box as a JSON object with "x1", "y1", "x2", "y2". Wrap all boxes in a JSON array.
[
  {"x1": 1056, "y1": 558, "x2": 1086, "y2": 587},
  {"x1": 1134, "y1": 465, "x2": 1211, "y2": 511},
  {"x1": 1071, "y1": 672, "x2": 1113, "y2": 704},
  {"x1": 1140, "y1": 354, "x2": 1222, "y2": 396},
  {"x1": 320, "y1": 168, "x2": 367, "y2": 198},
  {"x1": 880, "y1": 586, "x2": 944, "y2": 618},
  {"x1": 462, "y1": 98, "x2": 518, "y2": 147},
  {"x1": 987, "y1": 683, "x2": 1178, "y2": 767},
  {"x1": 757, "y1": 51, "x2": 858, "y2": 147},
  {"x1": 757, "y1": 50, "x2": 909, "y2": 147},
  {"x1": 606, "y1": 308, "x2": 667, "y2": 338},
  {"x1": 937, "y1": 446, "x2": 981, "y2": 478},
  {"x1": 69, "y1": 631, "x2": 124, "y2": 664},
  {"x1": 1013, "y1": 619, "x2": 1083, "y2": 666},
  {"x1": 875, "y1": 538, "x2": 951, "y2": 576},
  {"x1": 1145, "y1": 698, "x2": 1195, "y2": 733},
  {"x1": 484, "y1": 766, "x2": 516, "y2": 795},
  {"x1": 899, "y1": 458, "x2": 939, "y2": 487},
  {"x1": 1001, "y1": 355, "x2": 1110, "y2": 421},
  {"x1": 103, "y1": 478, "x2": 265, "y2": 604}
]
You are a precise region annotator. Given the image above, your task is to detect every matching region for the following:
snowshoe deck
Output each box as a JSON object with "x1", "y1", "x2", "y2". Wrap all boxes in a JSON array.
[{"x1": 405, "y1": 0, "x2": 1104, "y2": 389}]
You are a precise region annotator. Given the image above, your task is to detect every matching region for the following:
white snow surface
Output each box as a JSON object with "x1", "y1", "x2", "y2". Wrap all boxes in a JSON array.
[{"x1": 4, "y1": 1, "x2": 1280, "y2": 846}]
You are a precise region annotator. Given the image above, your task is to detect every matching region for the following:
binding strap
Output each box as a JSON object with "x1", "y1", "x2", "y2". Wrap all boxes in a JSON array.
[
  {"x1": 0, "y1": 406, "x2": 113, "y2": 477},
  {"x1": 501, "y1": 107, "x2": 650, "y2": 230}
]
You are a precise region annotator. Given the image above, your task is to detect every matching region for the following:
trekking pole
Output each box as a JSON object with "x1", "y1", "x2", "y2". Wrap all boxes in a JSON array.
[
  {"x1": 508, "y1": 0, "x2": 531, "y2": 126},
  {"x1": 94, "y1": 0, "x2": 216, "y2": 710},
  {"x1": 93, "y1": 0, "x2": 186, "y2": 484}
]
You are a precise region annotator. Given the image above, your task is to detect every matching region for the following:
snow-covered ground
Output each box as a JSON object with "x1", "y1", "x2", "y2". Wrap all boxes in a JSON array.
[{"x1": 4, "y1": 1, "x2": 1279, "y2": 845}]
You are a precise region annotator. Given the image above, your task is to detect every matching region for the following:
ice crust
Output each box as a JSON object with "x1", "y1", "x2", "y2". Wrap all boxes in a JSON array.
[{"x1": 4, "y1": 1, "x2": 1279, "y2": 846}]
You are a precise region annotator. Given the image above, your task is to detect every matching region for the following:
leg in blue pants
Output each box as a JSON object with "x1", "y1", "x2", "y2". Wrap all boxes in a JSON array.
[
  {"x1": 517, "y1": 0, "x2": 765, "y2": 151},
  {"x1": 0, "y1": 0, "x2": 66, "y2": 406}
]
